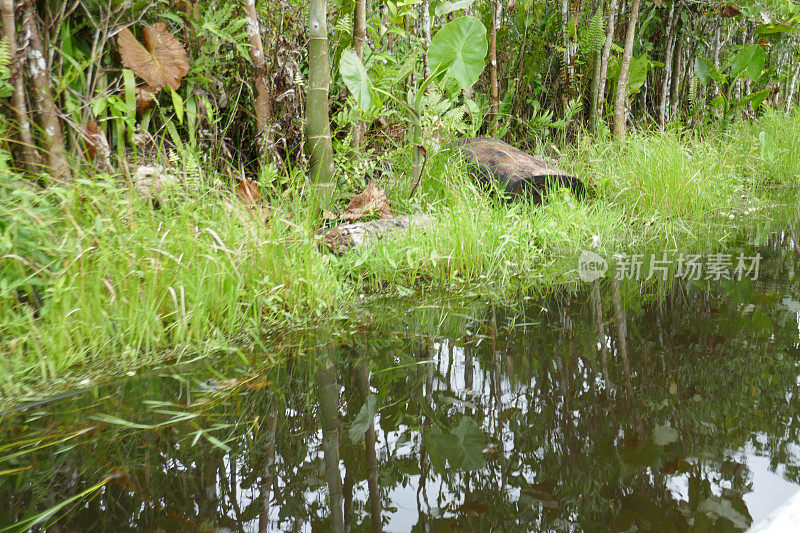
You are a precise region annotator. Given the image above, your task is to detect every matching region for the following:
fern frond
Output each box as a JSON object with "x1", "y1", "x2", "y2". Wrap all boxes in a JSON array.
[{"x1": 579, "y1": 10, "x2": 606, "y2": 56}]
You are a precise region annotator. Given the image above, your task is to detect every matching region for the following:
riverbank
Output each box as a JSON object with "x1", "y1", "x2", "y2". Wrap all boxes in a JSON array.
[{"x1": 2, "y1": 111, "x2": 799, "y2": 401}]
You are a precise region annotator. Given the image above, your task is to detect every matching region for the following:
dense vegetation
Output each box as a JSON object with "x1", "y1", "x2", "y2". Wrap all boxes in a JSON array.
[{"x1": 1, "y1": 0, "x2": 800, "y2": 397}]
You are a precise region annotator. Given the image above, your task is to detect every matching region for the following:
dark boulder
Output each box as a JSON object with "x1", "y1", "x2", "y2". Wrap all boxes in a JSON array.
[{"x1": 460, "y1": 137, "x2": 586, "y2": 202}]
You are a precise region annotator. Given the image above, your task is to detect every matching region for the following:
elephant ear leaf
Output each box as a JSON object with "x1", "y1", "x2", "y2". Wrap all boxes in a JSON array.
[
  {"x1": 340, "y1": 49, "x2": 378, "y2": 110},
  {"x1": 731, "y1": 44, "x2": 765, "y2": 82},
  {"x1": 435, "y1": 0, "x2": 475, "y2": 17},
  {"x1": 427, "y1": 16, "x2": 488, "y2": 90},
  {"x1": 732, "y1": 88, "x2": 770, "y2": 112},
  {"x1": 118, "y1": 23, "x2": 189, "y2": 91},
  {"x1": 694, "y1": 56, "x2": 724, "y2": 86}
]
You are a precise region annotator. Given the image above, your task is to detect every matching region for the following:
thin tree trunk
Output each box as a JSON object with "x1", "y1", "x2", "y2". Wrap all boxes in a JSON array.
[
  {"x1": 658, "y1": 1, "x2": 680, "y2": 128},
  {"x1": 244, "y1": 0, "x2": 277, "y2": 163},
  {"x1": 560, "y1": 0, "x2": 578, "y2": 116},
  {"x1": 420, "y1": 0, "x2": 431, "y2": 78},
  {"x1": 612, "y1": 0, "x2": 642, "y2": 138},
  {"x1": 317, "y1": 359, "x2": 345, "y2": 533},
  {"x1": 595, "y1": 0, "x2": 619, "y2": 130},
  {"x1": 351, "y1": 0, "x2": 367, "y2": 148},
  {"x1": 591, "y1": 283, "x2": 611, "y2": 387},
  {"x1": 356, "y1": 366, "x2": 382, "y2": 533},
  {"x1": 490, "y1": 0, "x2": 501, "y2": 135},
  {"x1": 743, "y1": 26, "x2": 755, "y2": 115},
  {"x1": 786, "y1": 60, "x2": 800, "y2": 114},
  {"x1": 669, "y1": 29, "x2": 684, "y2": 120},
  {"x1": 710, "y1": 20, "x2": 723, "y2": 114},
  {"x1": 307, "y1": 0, "x2": 335, "y2": 197},
  {"x1": 610, "y1": 276, "x2": 644, "y2": 439},
  {"x1": 21, "y1": 1, "x2": 71, "y2": 179},
  {"x1": 1, "y1": 0, "x2": 39, "y2": 170},
  {"x1": 257, "y1": 412, "x2": 278, "y2": 533}
]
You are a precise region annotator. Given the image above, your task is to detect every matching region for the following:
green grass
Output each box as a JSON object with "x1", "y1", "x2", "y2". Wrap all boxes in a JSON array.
[{"x1": 1, "y1": 110, "x2": 799, "y2": 401}]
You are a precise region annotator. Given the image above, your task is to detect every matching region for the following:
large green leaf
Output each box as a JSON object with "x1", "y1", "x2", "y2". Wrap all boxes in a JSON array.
[
  {"x1": 348, "y1": 394, "x2": 378, "y2": 443},
  {"x1": 425, "y1": 415, "x2": 486, "y2": 472},
  {"x1": 755, "y1": 23, "x2": 796, "y2": 36},
  {"x1": 626, "y1": 54, "x2": 651, "y2": 96},
  {"x1": 694, "y1": 57, "x2": 724, "y2": 86},
  {"x1": 698, "y1": 496, "x2": 748, "y2": 529},
  {"x1": 653, "y1": 424, "x2": 679, "y2": 446},
  {"x1": 731, "y1": 88, "x2": 770, "y2": 112},
  {"x1": 426, "y1": 425, "x2": 458, "y2": 473},
  {"x1": 435, "y1": 0, "x2": 475, "y2": 17},
  {"x1": 731, "y1": 44, "x2": 765, "y2": 82},
  {"x1": 450, "y1": 416, "x2": 485, "y2": 470},
  {"x1": 427, "y1": 16, "x2": 488, "y2": 90},
  {"x1": 340, "y1": 49, "x2": 374, "y2": 110}
]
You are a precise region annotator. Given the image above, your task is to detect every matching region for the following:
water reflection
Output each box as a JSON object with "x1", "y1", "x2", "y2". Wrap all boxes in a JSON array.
[{"x1": 2, "y1": 230, "x2": 800, "y2": 531}]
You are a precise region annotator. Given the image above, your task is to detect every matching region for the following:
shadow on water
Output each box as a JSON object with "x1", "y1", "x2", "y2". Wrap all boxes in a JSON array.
[{"x1": 2, "y1": 228, "x2": 800, "y2": 531}]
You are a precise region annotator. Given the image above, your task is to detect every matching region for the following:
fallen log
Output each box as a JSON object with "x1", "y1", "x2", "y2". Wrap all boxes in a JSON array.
[
  {"x1": 460, "y1": 137, "x2": 586, "y2": 202},
  {"x1": 317, "y1": 214, "x2": 432, "y2": 253}
]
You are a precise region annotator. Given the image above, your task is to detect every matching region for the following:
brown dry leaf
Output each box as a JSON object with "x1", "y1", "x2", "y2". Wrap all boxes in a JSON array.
[
  {"x1": 720, "y1": 4, "x2": 742, "y2": 17},
  {"x1": 135, "y1": 84, "x2": 158, "y2": 113},
  {"x1": 117, "y1": 23, "x2": 190, "y2": 91},
  {"x1": 83, "y1": 120, "x2": 102, "y2": 161},
  {"x1": 236, "y1": 179, "x2": 260, "y2": 205},
  {"x1": 341, "y1": 182, "x2": 393, "y2": 222},
  {"x1": 83, "y1": 120, "x2": 112, "y2": 171}
]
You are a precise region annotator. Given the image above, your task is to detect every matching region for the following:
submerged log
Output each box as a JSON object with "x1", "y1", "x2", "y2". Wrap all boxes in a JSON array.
[
  {"x1": 460, "y1": 137, "x2": 586, "y2": 202},
  {"x1": 317, "y1": 214, "x2": 432, "y2": 253}
]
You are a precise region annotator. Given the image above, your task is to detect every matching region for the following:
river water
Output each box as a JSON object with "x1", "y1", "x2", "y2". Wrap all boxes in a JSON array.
[{"x1": 2, "y1": 229, "x2": 799, "y2": 531}]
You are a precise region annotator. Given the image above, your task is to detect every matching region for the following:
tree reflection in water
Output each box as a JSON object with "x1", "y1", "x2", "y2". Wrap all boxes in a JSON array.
[{"x1": 2, "y1": 232, "x2": 800, "y2": 531}]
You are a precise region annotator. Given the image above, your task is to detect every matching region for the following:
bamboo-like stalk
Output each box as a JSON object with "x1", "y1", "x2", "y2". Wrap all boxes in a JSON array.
[
  {"x1": 595, "y1": 0, "x2": 619, "y2": 131},
  {"x1": 658, "y1": 0, "x2": 680, "y2": 128},
  {"x1": 612, "y1": 0, "x2": 642, "y2": 138},
  {"x1": 490, "y1": 0, "x2": 500, "y2": 136},
  {"x1": 1, "y1": 0, "x2": 39, "y2": 171},
  {"x1": 351, "y1": 0, "x2": 367, "y2": 148},
  {"x1": 21, "y1": 1, "x2": 71, "y2": 179},
  {"x1": 307, "y1": 0, "x2": 335, "y2": 195},
  {"x1": 243, "y1": 0, "x2": 277, "y2": 162}
]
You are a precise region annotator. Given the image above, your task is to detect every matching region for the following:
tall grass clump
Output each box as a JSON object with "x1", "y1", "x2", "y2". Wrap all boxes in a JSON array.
[
  {"x1": 0, "y1": 169, "x2": 343, "y2": 397},
  {"x1": 577, "y1": 131, "x2": 740, "y2": 220},
  {"x1": 731, "y1": 109, "x2": 800, "y2": 187}
]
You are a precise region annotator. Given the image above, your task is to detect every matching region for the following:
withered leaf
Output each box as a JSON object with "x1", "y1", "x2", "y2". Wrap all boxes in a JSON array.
[
  {"x1": 236, "y1": 179, "x2": 261, "y2": 205},
  {"x1": 118, "y1": 23, "x2": 190, "y2": 91},
  {"x1": 83, "y1": 120, "x2": 102, "y2": 161},
  {"x1": 135, "y1": 84, "x2": 157, "y2": 113},
  {"x1": 720, "y1": 4, "x2": 741, "y2": 17},
  {"x1": 83, "y1": 120, "x2": 112, "y2": 171},
  {"x1": 341, "y1": 182, "x2": 393, "y2": 222}
]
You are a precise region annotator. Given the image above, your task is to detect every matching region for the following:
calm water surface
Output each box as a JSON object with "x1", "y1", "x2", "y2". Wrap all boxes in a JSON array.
[{"x1": 2, "y1": 229, "x2": 800, "y2": 532}]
